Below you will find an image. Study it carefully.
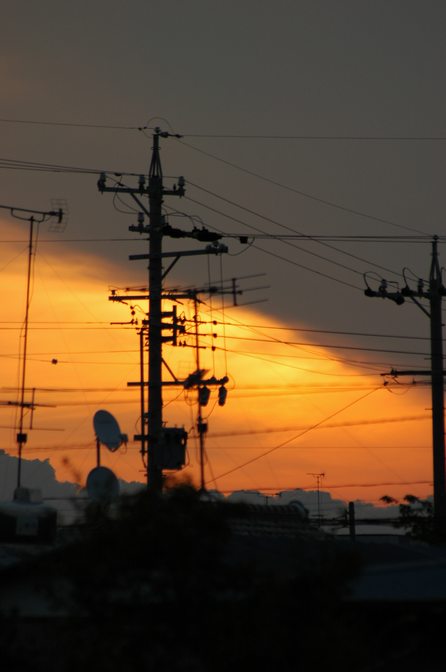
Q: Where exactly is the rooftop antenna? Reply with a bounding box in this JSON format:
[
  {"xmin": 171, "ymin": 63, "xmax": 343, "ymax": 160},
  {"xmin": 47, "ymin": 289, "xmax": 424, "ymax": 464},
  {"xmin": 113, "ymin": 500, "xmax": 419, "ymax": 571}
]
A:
[
  {"xmin": 308, "ymin": 472, "xmax": 325, "ymax": 526},
  {"xmin": 0, "ymin": 203, "xmax": 64, "ymax": 493}
]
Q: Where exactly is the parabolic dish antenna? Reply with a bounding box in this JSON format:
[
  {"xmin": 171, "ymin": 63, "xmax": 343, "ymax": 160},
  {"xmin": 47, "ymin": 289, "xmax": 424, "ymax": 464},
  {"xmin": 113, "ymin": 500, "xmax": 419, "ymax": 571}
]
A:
[
  {"xmin": 93, "ymin": 409, "xmax": 127, "ymax": 452},
  {"xmin": 86, "ymin": 466, "xmax": 119, "ymax": 502}
]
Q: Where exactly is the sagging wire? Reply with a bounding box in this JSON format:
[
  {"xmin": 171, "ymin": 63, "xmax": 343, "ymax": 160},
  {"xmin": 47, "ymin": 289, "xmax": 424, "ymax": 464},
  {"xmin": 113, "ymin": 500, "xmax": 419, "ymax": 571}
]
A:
[{"xmin": 208, "ymin": 386, "xmax": 383, "ymax": 485}]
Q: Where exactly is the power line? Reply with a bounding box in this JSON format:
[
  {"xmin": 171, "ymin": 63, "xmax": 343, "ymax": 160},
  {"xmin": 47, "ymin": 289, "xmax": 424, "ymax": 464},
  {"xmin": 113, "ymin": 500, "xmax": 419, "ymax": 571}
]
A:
[
  {"xmin": 179, "ymin": 139, "xmax": 425, "ymax": 235},
  {"xmin": 209, "ymin": 387, "xmax": 382, "ymax": 483},
  {"xmin": 221, "ymin": 333, "xmax": 429, "ymax": 357},
  {"xmin": 1, "ymin": 118, "xmax": 444, "ymax": 140},
  {"xmin": 208, "ymin": 413, "xmax": 430, "ymax": 438},
  {"xmin": 198, "ymin": 306, "xmax": 427, "ymax": 373},
  {"xmin": 206, "ymin": 445, "xmax": 428, "ymax": 450},
  {"xmin": 0, "ymin": 157, "xmax": 149, "ymax": 178},
  {"xmin": 222, "ymin": 347, "xmax": 427, "ymax": 375},
  {"xmin": 208, "ymin": 319, "xmax": 431, "ymax": 342},
  {"xmin": 186, "ymin": 196, "xmax": 361, "ymax": 290},
  {"xmin": 214, "ymin": 480, "xmax": 433, "ymax": 493},
  {"xmin": 187, "ymin": 181, "xmax": 402, "ymax": 277},
  {"xmin": 0, "ymin": 117, "xmax": 146, "ymax": 131},
  {"xmin": 182, "ymin": 133, "xmax": 446, "ymax": 141}
]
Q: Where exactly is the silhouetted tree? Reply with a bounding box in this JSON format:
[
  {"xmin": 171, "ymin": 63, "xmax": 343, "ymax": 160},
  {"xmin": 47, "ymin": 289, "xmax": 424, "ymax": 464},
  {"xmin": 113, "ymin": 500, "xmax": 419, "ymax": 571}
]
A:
[
  {"xmin": 381, "ymin": 493, "xmax": 441, "ymax": 543},
  {"xmin": 1, "ymin": 485, "xmax": 364, "ymax": 672}
]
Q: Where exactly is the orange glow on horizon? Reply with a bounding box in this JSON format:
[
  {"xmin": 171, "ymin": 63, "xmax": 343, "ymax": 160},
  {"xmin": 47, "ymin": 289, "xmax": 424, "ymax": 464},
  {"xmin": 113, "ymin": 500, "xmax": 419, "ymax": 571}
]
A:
[{"xmin": 0, "ymin": 220, "xmax": 435, "ymax": 506}]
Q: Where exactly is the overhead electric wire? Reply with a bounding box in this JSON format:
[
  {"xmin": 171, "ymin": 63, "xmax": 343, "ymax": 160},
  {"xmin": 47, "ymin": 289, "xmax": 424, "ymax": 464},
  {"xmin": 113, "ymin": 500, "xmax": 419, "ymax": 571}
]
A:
[
  {"xmin": 0, "ymin": 117, "xmax": 146, "ymax": 131},
  {"xmin": 228, "ymin": 234, "xmax": 444, "ymax": 242},
  {"xmin": 222, "ymin": 333, "xmax": 428, "ymax": 357},
  {"xmin": 221, "ymin": 346, "xmax": 428, "ymax": 376},
  {"xmin": 201, "ymin": 304, "xmax": 421, "ymax": 375},
  {"xmin": 179, "ymin": 139, "xmax": 425, "ymax": 235},
  {"xmin": 209, "ymin": 387, "xmax": 383, "ymax": 484},
  {"xmin": 186, "ymin": 195, "xmax": 361, "ymax": 290},
  {"xmin": 0, "ymin": 238, "xmax": 140, "ymax": 244},
  {"xmin": 222, "ymin": 346, "xmax": 405, "ymax": 377},
  {"xmin": 0, "ymin": 156, "xmax": 146, "ymax": 178},
  {"xmin": 214, "ymin": 480, "xmax": 433, "ymax": 494},
  {"xmin": 210, "ymin": 383, "xmax": 428, "ymax": 399},
  {"xmin": 0, "ymin": 326, "xmax": 135, "ymax": 331},
  {"xmin": 187, "ymin": 181, "xmax": 402, "ymax": 279},
  {"xmin": 1, "ymin": 117, "xmax": 444, "ymax": 140},
  {"xmin": 0, "ymin": 157, "xmax": 101, "ymax": 175},
  {"xmin": 207, "ymin": 319, "xmax": 430, "ymax": 342},
  {"xmin": 182, "ymin": 132, "xmax": 446, "ymax": 141},
  {"xmin": 208, "ymin": 444, "xmax": 427, "ymax": 450},
  {"xmin": 208, "ymin": 413, "xmax": 431, "ymax": 438}
]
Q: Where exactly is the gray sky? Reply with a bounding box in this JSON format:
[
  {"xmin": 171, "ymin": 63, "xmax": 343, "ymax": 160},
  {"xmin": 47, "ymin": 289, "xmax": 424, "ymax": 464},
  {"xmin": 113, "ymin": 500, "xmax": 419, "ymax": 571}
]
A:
[{"xmin": 2, "ymin": 0, "xmax": 446, "ymax": 372}]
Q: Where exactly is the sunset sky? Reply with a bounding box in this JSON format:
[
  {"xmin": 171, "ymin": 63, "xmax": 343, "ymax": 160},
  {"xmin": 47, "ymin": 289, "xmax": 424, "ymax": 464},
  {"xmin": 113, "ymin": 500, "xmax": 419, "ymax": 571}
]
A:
[{"xmin": 1, "ymin": 1, "xmax": 445, "ymax": 507}]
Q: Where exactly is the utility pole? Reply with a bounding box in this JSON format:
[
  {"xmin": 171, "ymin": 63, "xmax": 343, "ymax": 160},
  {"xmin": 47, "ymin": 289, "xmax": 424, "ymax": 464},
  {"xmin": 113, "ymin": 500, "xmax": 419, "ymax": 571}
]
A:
[
  {"xmin": 99, "ymin": 128, "xmax": 235, "ymax": 493},
  {"xmin": 193, "ymin": 295, "xmax": 207, "ymax": 492},
  {"xmin": 146, "ymin": 130, "xmax": 166, "ymax": 492},
  {"xmin": 98, "ymin": 128, "xmax": 185, "ymax": 491},
  {"xmin": 101, "ymin": 132, "xmax": 265, "ymax": 493},
  {"xmin": 364, "ymin": 236, "xmax": 446, "ymax": 531}
]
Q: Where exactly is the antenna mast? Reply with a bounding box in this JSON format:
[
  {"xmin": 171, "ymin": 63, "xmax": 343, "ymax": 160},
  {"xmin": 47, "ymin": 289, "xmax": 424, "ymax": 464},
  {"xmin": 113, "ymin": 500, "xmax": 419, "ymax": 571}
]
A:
[
  {"xmin": 0, "ymin": 204, "xmax": 64, "ymax": 490},
  {"xmin": 16, "ymin": 215, "xmax": 35, "ymax": 489}
]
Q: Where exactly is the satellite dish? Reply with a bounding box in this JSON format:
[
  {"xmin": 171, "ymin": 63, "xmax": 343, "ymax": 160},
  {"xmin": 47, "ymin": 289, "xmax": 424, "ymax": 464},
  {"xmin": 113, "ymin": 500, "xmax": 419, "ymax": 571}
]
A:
[
  {"xmin": 93, "ymin": 409, "xmax": 127, "ymax": 452},
  {"xmin": 86, "ymin": 466, "xmax": 119, "ymax": 502}
]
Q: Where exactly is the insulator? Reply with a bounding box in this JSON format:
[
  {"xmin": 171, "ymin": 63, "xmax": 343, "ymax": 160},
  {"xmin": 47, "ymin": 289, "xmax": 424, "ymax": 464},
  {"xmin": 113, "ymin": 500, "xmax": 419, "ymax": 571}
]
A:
[
  {"xmin": 218, "ymin": 385, "xmax": 227, "ymax": 407},
  {"xmin": 199, "ymin": 386, "xmax": 211, "ymax": 407},
  {"xmin": 97, "ymin": 172, "xmax": 106, "ymax": 192}
]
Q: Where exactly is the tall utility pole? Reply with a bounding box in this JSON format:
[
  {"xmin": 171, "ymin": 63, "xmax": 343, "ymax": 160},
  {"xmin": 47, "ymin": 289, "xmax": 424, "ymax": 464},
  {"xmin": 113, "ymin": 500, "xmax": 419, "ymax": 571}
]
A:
[
  {"xmin": 98, "ymin": 128, "xmax": 185, "ymax": 491},
  {"xmin": 365, "ymin": 236, "xmax": 446, "ymax": 531}
]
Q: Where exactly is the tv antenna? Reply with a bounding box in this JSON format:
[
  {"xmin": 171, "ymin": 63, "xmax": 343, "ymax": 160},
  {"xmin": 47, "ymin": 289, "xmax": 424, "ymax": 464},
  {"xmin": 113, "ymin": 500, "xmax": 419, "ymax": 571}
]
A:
[{"xmin": 308, "ymin": 472, "xmax": 325, "ymax": 526}]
